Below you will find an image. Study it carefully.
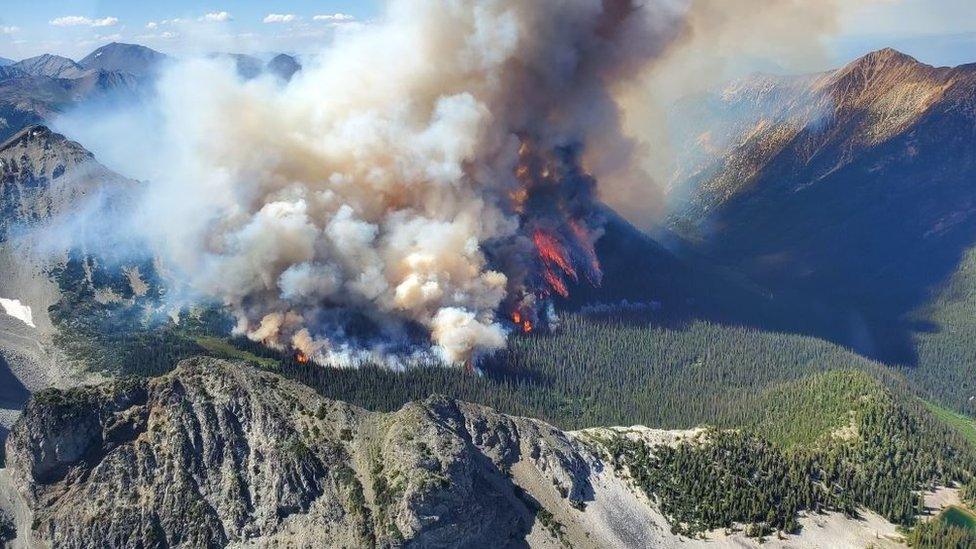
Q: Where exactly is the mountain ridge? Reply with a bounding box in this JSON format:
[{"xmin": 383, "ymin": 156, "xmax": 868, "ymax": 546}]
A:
[
  {"xmin": 10, "ymin": 54, "xmax": 86, "ymax": 80},
  {"xmin": 2, "ymin": 357, "xmax": 949, "ymax": 548},
  {"xmin": 78, "ymin": 42, "xmax": 167, "ymax": 78}
]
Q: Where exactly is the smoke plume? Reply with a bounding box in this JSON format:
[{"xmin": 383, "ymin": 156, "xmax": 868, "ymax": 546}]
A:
[
  {"xmin": 69, "ymin": 0, "xmax": 683, "ymax": 366},
  {"xmin": 53, "ymin": 0, "xmax": 863, "ymax": 367}
]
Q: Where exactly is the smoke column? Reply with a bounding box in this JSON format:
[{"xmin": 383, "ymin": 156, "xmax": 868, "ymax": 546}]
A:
[{"xmin": 93, "ymin": 0, "xmax": 688, "ymax": 367}]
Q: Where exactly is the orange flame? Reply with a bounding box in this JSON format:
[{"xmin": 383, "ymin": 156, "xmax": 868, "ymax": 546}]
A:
[
  {"xmin": 532, "ymin": 229, "xmax": 580, "ymax": 297},
  {"xmin": 511, "ymin": 310, "xmax": 534, "ymax": 333},
  {"xmin": 295, "ymin": 351, "xmax": 310, "ymax": 364},
  {"xmin": 533, "ymin": 230, "xmax": 578, "ymax": 281}
]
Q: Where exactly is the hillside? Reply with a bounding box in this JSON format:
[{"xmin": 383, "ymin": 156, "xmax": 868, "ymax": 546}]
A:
[
  {"xmin": 1, "ymin": 358, "xmax": 970, "ymax": 547},
  {"xmin": 668, "ymin": 49, "xmax": 976, "ymax": 392},
  {"xmin": 0, "ymin": 126, "xmax": 137, "ymax": 442}
]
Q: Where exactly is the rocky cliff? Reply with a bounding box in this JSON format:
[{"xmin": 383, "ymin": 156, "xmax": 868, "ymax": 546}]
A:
[
  {"xmin": 0, "ymin": 358, "xmax": 914, "ymax": 549},
  {"xmin": 0, "ymin": 358, "xmax": 672, "ymax": 548}
]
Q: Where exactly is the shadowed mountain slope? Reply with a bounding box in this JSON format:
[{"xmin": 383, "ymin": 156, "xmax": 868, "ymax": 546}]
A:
[{"xmin": 669, "ymin": 49, "xmax": 976, "ymax": 367}]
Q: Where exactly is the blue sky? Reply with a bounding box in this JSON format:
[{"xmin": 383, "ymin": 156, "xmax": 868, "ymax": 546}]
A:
[
  {"xmin": 0, "ymin": 0, "xmax": 974, "ymax": 68},
  {"xmin": 0, "ymin": 0, "xmax": 381, "ymax": 60}
]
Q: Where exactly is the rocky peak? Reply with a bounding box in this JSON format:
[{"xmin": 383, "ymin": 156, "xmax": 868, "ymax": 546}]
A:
[
  {"xmin": 80, "ymin": 43, "xmax": 167, "ymax": 78},
  {"xmin": 10, "ymin": 54, "xmax": 86, "ymax": 79},
  {"xmin": 0, "ymin": 125, "xmax": 129, "ymax": 238},
  {"xmin": 0, "ymin": 126, "xmax": 94, "ymax": 182},
  {"xmin": 821, "ymin": 48, "xmax": 949, "ymax": 114}
]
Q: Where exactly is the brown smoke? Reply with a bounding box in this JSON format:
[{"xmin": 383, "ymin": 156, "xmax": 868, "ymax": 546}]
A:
[{"xmin": 109, "ymin": 0, "xmax": 859, "ymax": 367}]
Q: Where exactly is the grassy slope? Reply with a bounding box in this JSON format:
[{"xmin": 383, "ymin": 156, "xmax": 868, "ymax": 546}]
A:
[
  {"xmin": 723, "ymin": 370, "xmax": 879, "ymax": 448},
  {"xmin": 920, "ymin": 399, "xmax": 976, "ymax": 447},
  {"xmin": 194, "ymin": 336, "xmax": 278, "ymax": 369}
]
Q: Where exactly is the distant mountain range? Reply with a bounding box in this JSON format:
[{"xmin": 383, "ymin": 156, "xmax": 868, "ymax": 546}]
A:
[{"xmin": 0, "ymin": 43, "xmax": 302, "ymax": 143}]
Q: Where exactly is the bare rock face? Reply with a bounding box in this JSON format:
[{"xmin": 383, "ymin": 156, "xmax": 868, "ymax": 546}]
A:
[
  {"xmin": 2, "ymin": 358, "xmax": 612, "ymax": 548},
  {"xmin": 0, "ymin": 125, "xmax": 131, "ymax": 240}
]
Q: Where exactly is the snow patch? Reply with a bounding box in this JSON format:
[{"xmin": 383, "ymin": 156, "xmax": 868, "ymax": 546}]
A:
[{"xmin": 0, "ymin": 298, "xmax": 36, "ymax": 328}]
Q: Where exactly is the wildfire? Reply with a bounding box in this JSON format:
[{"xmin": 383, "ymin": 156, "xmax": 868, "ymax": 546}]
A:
[
  {"xmin": 504, "ymin": 137, "xmax": 605, "ymax": 334},
  {"xmin": 533, "ymin": 229, "xmax": 579, "ymax": 298},
  {"xmin": 295, "ymin": 351, "xmax": 310, "ymax": 364},
  {"xmin": 568, "ymin": 219, "xmax": 602, "ymax": 286},
  {"xmin": 511, "ymin": 310, "xmax": 534, "ymax": 333}
]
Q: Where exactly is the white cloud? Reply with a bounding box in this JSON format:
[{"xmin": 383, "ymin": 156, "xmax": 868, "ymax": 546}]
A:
[
  {"xmin": 200, "ymin": 11, "xmax": 232, "ymax": 23},
  {"xmin": 0, "ymin": 25, "xmax": 19, "ymax": 35},
  {"xmin": 263, "ymin": 14, "xmax": 298, "ymax": 24},
  {"xmin": 146, "ymin": 21, "xmax": 158, "ymax": 30},
  {"xmin": 92, "ymin": 17, "xmax": 119, "ymax": 27},
  {"xmin": 313, "ymin": 13, "xmax": 356, "ymax": 22},
  {"xmin": 50, "ymin": 16, "xmax": 93, "ymax": 27},
  {"xmin": 49, "ymin": 15, "xmax": 119, "ymax": 28}
]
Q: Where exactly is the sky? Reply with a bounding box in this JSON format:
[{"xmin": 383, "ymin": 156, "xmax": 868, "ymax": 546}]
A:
[
  {"xmin": 0, "ymin": 0, "xmax": 381, "ymax": 60},
  {"xmin": 0, "ymin": 0, "xmax": 974, "ymax": 67}
]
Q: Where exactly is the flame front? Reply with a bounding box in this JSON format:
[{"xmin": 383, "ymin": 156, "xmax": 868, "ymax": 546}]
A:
[
  {"xmin": 295, "ymin": 351, "xmax": 310, "ymax": 364},
  {"xmin": 504, "ymin": 138, "xmax": 604, "ymax": 326}
]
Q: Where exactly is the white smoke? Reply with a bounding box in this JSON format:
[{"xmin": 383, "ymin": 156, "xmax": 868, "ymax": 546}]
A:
[{"xmin": 85, "ymin": 0, "xmax": 685, "ymax": 366}]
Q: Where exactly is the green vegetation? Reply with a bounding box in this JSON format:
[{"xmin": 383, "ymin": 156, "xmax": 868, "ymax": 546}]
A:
[
  {"xmin": 193, "ymin": 336, "xmax": 278, "ymax": 369},
  {"xmin": 908, "ymin": 506, "xmax": 976, "ymax": 548},
  {"xmin": 920, "ymin": 399, "xmax": 976, "ymax": 446},
  {"xmin": 963, "ymin": 480, "xmax": 976, "ymax": 506},
  {"xmin": 273, "ymin": 315, "xmax": 908, "ymax": 432},
  {"xmin": 909, "ymin": 246, "xmax": 976, "ymax": 419},
  {"xmin": 724, "ymin": 370, "xmax": 880, "ymax": 448},
  {"xmin": 603, "ymin": 371, "xmax": 976, "ymax": 537},
  {"xmin": 607, "ymin": 430, "xmax": 822, "ymax": 537},
  {"xmin": 47, "ymin": 252, "xmax": 225, "ymax": 378},
  {"xmin": 46, "ymin": 248, "xmax": 976, "ymax": 542},
  {"xmin": 907, "ymin": 517, "xmax": 976, "ymax": 548}
]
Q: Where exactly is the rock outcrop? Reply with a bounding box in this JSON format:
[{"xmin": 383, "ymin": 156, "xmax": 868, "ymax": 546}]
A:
[
  {"xmin": 0, "ymin": 358, "xmax": 915, "ymax": 548},
  {"xmin": 1, "ymin": 358, "xmax": 669, "ymax": 548}
]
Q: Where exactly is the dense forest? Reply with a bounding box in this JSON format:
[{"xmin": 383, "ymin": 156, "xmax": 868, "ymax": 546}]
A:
[
  {"xmin": 597, "ymin": 370, "xmax": 976, "ymax": 537},
  {"xmin": 909, "ymin": 247, "xmax": 976, "ymax": 417},
  {"xmin": 45, "ymin": 249, "xmax": 976, "ymax": 543}
]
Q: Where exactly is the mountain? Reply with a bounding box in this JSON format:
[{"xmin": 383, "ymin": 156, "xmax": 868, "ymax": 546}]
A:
[
  {"xmin": 0, "ymin": 126, "xmax": 136, "ymax": 446},
  {"xmin": 9, "ymin": 54, "xmax": 86, "ymax": 79},
  {"xmin": 0, "ymin": 46, "xmax": 975, "ymax": 548},
  {"xmin": 0, "ymin": 58, "xmax": 13, "ymax": 67},
  {"xmin": 267, "ymin": 53, "xmax": 302, "ymax": 81},
  {"xmin": 0, "ymin": 45, "xmax": 156, "ymax": 143},
  {"xmin": 210, "ymin": 52, "xmax": 265, "ymax": 80},
  {"xmin": 79, "ymin": 43, "xmax": 166, "ymax": 79},
  {"xmin": 0, "ymin": 126, "xmax": 129, "ymax": 239},
  {"xmin": 2, "ymin": 358, "xmax": 964, "ymax": 548},
  {"xmin": 668, "ymin": 49, "xmax": 976, "ymax": 368},
  {"xmin": 0, "ymin": 71, "xmax": 141, "ymax": 144}
]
